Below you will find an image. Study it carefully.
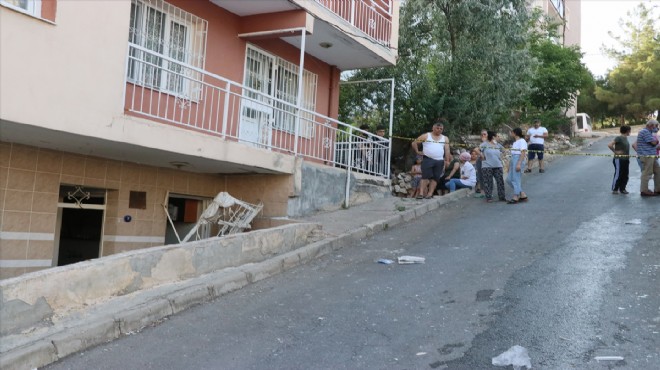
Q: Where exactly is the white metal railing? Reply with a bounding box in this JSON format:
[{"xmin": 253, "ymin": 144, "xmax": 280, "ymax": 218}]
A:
[
  {"xmin": 124, "ymin": 44, "xmax": 390, "ymax": 178},
  {"xmin": 313, "ymin": 0, "xmax": 392, "ymax": 47}
]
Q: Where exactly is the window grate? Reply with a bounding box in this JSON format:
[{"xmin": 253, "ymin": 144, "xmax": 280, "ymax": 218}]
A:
[{"xmin": 127, "ymin": 0, "xmax": 207, "ymax": 98}]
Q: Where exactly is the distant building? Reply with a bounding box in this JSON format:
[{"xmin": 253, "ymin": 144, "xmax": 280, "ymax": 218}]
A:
[
  {"xmin": 531, "ymin": 0, "xmax": 582, "ymax": 125},
  {"xmin": 0, "ymin": 0, "xmax": 400, "ymax": 278}
]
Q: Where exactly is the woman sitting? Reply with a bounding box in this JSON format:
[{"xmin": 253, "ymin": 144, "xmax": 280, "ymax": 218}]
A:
[{"xmin": 444, "ymin": 152, "xmax": 476, "ymax": 192}]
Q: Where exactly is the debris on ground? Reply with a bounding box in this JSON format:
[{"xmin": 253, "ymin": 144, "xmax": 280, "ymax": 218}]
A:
[
  {"xmin": 594, "ymin": 356, "xmax": 624, "ymax": 362},
  {"xmin": 492, "ymin": 345, "xmax": 532, "ymax": 369},
  {"xmin": 397, "ymin": 256, "xmax": 425, "ymax": 264},
  {"xmin": 377, "ymin": 259, "xmax": 394, "ymax": 265},
  {"xmin": 625, "ymin": 219, "xmax": 642, "ymax": 225}
]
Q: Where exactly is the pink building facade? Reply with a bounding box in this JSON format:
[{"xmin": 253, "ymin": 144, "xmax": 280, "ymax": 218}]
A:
[{"xmin": 0, "ymin": 0, "xmax": 400, "ymax": 278}]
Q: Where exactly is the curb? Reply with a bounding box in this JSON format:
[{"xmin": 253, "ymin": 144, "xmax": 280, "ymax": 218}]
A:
[{"xmin": 0, "ymin": 189, "xmax": 469, "ymax": 370}]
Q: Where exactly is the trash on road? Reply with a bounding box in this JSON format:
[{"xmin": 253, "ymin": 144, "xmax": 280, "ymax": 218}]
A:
[
  {"xmin": 625, "ymin": 219, "xmax": 642, "ymax": 225},
  {"xmin": 594, "ymin": 356, "xmax": 624, "ymax": 362},
  {"xmin": 492, "ymin": 345, "xmax": 532, "ymax": 369},
  {"xmin": 397, "ymin": 256, "xmax": 425, "ymax": 264},
  {"xmin": 377, "ymin": 259, "xmax": 394, "ymax": 265}
]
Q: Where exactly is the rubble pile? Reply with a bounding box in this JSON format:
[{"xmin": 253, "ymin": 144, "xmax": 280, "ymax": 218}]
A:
[
  {"xmin": 392, "ymin": 172, "xmax": 413, "ymax": 196},
  {"xmin": 547, "ymin": 134, "xmax": 576, "ymax": 150}
]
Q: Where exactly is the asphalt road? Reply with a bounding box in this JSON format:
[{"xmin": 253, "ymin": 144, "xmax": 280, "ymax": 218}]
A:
[{"xmin": 46, "ymin": 137, "xmax": 660, "ymax": 370}]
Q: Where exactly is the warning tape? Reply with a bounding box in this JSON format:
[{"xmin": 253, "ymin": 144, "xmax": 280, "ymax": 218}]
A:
[{"xmin": 389, "ymin": 135, "xmax": 660, "ymax": 159}]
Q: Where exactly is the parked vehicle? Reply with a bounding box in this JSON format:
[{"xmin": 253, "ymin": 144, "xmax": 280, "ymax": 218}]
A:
[{"xmin": 574, "ymin": 113, "xmax": 593, "ymax": 137}]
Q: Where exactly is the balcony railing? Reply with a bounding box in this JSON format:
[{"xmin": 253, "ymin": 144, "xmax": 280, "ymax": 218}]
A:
[
  {"xmin": 313, "ymin": 0, "xmax": 392, "ymax": 47},
  {"xmin": 124, "ymin": 44, "xmax": 390, "ymax": 178}
]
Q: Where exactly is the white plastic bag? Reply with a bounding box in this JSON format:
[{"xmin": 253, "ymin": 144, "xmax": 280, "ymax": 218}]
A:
[{"xmin": 492, "ymin": 345, "xmax": 532, "ymax": 369}]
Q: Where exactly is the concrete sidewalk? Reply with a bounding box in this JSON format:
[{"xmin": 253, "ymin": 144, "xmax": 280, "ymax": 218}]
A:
[
  {"xmin": 0, "ymin": 190, "xmax": 470, "ymax": 370},
  {"xmin": 296, "ymin": 191, "xmax": 467, "ymax": 236}
]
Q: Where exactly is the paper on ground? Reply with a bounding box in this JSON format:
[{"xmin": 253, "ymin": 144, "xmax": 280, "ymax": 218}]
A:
[
  {"xmin": 397, "ymin": 256, "xmax": 425, "ymax": 264},
  {"xmin": 595, "ymin": 356, "xmax": 624, "ymax": 361}
]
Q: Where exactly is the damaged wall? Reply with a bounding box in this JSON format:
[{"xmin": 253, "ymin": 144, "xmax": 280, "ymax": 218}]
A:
[{"xmin": 0, "ymin": 222, "xmax": 319, "ymax": 337}]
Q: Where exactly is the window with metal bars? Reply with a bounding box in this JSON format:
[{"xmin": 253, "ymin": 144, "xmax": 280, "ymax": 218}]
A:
[
  {"xmin": 273, "ymin": 59, "xmax": 318, "ymax": 137},
  {"xmin": 243, "ymin": 46, "xmax": 318, "ymax": 138},
  {"xmin": 127, "ymin": 0, "xmax": 207, "ymax": 98}
]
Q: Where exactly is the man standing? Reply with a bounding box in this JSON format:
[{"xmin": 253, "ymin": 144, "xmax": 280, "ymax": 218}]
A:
[
  {"xmin": 412, "ymin": 119, "xmax": 451, "ymax": 199},
  {"xmin": 607, "ymin": 125, "xmax": 631, "ymax": 194},
  {"xmin": 636, "ymin": 119, "xmax": 660, "ymax": 196},
  {"xmin": 525, "ymin": 119, "xmax": 549, "ymax": 173}
]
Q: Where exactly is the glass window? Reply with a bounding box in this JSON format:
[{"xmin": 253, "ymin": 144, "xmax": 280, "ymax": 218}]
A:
[
  {"xmin": 127, "ymin": 0, "xmax": 207, "ymax": 98},
  {"xmin": 1, "ymin": 0, "xmax": 40, "ymax": 17}
]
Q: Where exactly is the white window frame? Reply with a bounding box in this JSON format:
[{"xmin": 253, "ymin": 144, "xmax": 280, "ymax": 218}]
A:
[
  {"xmin": 0, "ymin": 0, "xmax": 41, "ymax": 17},
  {"xmin": 244, "ymin": 46, "xmax": 318, "ymax": 138},
  {"xmin": 273, "ymin": 59, "xmax": 317, "ymax": 138},
  {"xmin": 127, "ymin": 0, "xmax": 206, "ymax": 99}
]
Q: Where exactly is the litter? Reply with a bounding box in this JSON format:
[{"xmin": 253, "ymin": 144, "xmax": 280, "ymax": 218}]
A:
[
  {"xmin": 594, "ymin": 356, "xmax": 624, "ymax": 361},
  {"xmin": 378, "ymin": 259, "xmax": 394, "ymax": 265},
  {"xmin": 397, "ymin": 256, "xmax": 425, "ymax": 264},
  {"xmin": 625, "ymin": 219, "xmax": 642, "ymax": 225},
  {"xmin": 492, "ymin": 345, "xmax": 532, "ymax": 369}
]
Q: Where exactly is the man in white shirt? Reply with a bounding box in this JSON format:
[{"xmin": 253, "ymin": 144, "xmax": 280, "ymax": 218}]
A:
[
  {"xmin": 525, "ymin": 119, "xmax": 548, "ymax": 173},
  {"xmin": 412, "ymin": 120, "xmax": 452, "ymax": 198}
]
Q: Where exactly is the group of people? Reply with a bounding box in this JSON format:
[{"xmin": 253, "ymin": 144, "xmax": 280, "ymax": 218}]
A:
[
  {"xmin": 408, "ymin": 118, "xmax": 543, "ymax": 204},
  {"xmin": 608, "ymin": 119, "xmax": 660, "ymax": 196}
]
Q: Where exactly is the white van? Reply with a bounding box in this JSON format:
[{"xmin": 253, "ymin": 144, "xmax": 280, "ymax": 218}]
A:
[{"xmin": 574, "ymin": 113, "xmax": 593, "ymax": 137}]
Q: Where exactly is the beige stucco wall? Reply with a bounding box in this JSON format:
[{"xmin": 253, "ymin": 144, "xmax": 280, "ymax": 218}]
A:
[{"xmin": 0, "ymin": 0, "xmax": 130, "ymax": 131}]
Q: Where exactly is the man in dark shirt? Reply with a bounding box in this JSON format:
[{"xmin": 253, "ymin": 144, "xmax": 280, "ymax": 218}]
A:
[{"xmin": 607, "ymin": 125, "xmax": 631, "ymax": 194}]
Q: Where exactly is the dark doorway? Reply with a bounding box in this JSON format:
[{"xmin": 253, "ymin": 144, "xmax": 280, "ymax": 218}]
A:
[
  {"xmin": 57, "ymin": 208, "xmax": 103, "ymax": 266},
  {"xmin": 56, "ymin": 185, "xmax": 105, "ymax": 266}
]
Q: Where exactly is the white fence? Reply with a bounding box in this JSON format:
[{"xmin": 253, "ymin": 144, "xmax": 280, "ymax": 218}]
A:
[{"xmin": 125, "ymin": 44, "xmax": 390, "ymax": 178}]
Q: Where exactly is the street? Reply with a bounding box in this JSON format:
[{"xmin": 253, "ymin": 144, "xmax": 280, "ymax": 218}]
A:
[{"xmin": 46, "ymin": 137, "xmax": 659, "ymax": 370}]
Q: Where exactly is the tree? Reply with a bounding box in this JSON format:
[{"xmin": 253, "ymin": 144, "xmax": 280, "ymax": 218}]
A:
[
  {"xmin": 577, "ymin": 76, "xmax": 612, "ymax": 127},
  {"xmin": 338, "ymin": 1, "xmax": 440, "ymax": 136},
  {"xmin": 595, "ymin": 4, "xmax": 660, "ymax": 123},
  {"xmin": 340, "ymin": 0, "xmax": 537, "ymax": 139},
  {"xmin": 427, "ymin": 0, "xmax": 536, "ymax": 135}
]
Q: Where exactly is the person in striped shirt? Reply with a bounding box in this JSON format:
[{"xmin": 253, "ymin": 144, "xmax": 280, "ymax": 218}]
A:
[{"xmin": 636, "ymin": 119, "xmax": 660, "ymax": 196}]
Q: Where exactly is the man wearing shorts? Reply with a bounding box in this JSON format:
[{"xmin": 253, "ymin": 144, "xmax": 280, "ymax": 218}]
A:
[
  {"xmin": 525, "ymin": 119, "xmax": 548, "ymax": 173},
  {"xmin": 412, "ymin": 120, "xmax": 451, "ymax": 198}
]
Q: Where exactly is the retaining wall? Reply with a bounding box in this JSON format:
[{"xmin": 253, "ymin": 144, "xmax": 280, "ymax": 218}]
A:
[{"xmin": 0, "ymin": 223, "xmax": 319, "ymax": 337}]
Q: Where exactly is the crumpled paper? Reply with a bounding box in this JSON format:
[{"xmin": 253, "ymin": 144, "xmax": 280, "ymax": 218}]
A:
[{"xmin": 492, "ymin": 345, "xmax": 532, "ymax": 369}]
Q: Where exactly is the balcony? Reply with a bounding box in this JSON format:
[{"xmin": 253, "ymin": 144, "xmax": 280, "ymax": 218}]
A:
[
  {"xmin": 312, "ymin": 0, "xmax": 393, "ymax": 47},
  {"xmin": 213, "ymin": 0, "xmax": 397, "ymax": 69},
  {"xmin": 124, "ymin": 44, "xmax": 391, "ymax": 178}
]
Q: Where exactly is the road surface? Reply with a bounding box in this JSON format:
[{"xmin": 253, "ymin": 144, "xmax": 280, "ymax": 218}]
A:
[{"xmin": 46, "ymin": 136, "xmax": 660, "ymax": 369}]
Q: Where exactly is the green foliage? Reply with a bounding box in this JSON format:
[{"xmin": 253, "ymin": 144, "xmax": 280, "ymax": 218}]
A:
[
  {"xmin": 427, "ymin": 0, "xmax": 536, "ymax": 136},
  {"xmin": 594, "ymin": 4, "xmax": 660, "ymax": 123},
  {"xmin": 576, "ymin": 75, "xmax": 609, "ymax": 123},
  {"xmin": 527, "ymin": 41, "xmax": 591, "ymax": 112},
  {"xmin": 338, "ymin": 0, "xmax": 596, "ymax": 142}
]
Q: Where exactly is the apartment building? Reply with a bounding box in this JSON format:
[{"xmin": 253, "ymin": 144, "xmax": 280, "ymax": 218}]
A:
[
  {"xmin": 0, "ymin": 0, "xmax": 400, "ymax": 279},
  {"xmin": 531, "ymin": 0, "xmax": 582, "ymax": 120}
]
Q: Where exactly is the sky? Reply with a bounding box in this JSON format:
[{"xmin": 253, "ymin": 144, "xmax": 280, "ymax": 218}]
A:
[{"xmin": 580, "ymin": 0, "xmax": 660, "ymax": 77}]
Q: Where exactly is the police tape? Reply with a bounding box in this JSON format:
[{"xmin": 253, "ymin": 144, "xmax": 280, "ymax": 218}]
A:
[{"xmin": 389, "ymin": 135, "xmax": 660, "ymax": 159}]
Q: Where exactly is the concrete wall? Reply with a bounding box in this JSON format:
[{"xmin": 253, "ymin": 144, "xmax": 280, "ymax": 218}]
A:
[
  {"xmin": 0, "ymin": 222, "xmax": 319, "ymax": 337},
  {"xmin": 287, "ymin": 161, "xmax": 391, "ymax": 218}
]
